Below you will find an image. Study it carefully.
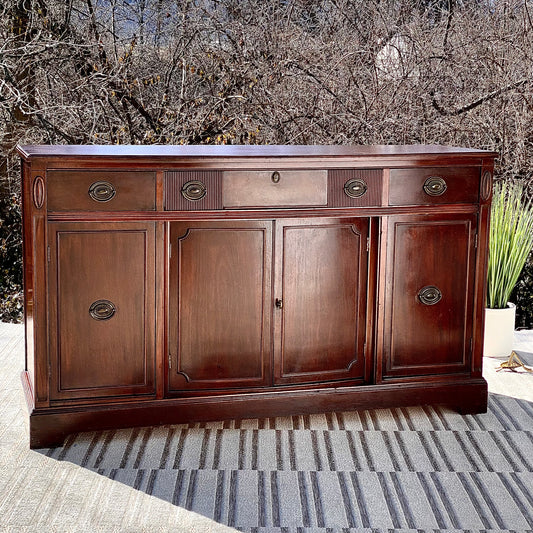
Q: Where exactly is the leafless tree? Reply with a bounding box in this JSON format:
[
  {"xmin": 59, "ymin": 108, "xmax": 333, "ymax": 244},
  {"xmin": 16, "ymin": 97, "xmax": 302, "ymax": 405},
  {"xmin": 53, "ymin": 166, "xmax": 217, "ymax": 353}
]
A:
[{"xmin": 2, "ymin": 0, "xmax": 533, "ymax": 321}]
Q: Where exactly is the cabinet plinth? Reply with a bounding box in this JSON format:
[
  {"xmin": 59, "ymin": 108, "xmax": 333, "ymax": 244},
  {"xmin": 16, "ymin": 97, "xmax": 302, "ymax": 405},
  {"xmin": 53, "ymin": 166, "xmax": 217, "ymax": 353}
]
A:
[{"xmin": 18, "ymin": 144, "xmax": 496, "ymax": 448}]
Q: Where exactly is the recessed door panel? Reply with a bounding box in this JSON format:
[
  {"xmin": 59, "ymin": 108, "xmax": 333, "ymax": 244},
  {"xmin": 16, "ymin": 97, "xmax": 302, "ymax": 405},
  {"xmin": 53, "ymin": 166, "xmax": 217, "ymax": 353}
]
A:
[
  {"xmin": 48, "ymin": 222, "xmax": 156, "ymax": 400},
  {"xmin": 168, "ymin": 221, "xmax": 272, "ymax": 391},
  {"xmin": 382, "ymin": 214, "xmax": 477, "ymax": 378},
  {"xmin": 274, "ymin": 218, "xmax": 368, "ymax": 385}
]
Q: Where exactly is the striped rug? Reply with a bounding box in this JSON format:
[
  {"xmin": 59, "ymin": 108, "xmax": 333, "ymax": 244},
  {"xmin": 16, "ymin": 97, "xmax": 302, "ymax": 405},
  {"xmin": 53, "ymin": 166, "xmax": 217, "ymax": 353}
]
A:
[
  {"xmin": 41, "ymin": 396, "xmax": 533, "ymax": 532},
  {"xmin": 3, "ymin": 322, "xmax": 533, "ymax": 532}
]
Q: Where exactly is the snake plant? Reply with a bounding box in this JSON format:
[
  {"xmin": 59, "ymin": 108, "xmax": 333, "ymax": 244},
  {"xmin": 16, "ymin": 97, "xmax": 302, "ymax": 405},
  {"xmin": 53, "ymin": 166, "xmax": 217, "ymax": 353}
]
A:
[{"xmin": 487, "ymin": 180, "xmax": 533, "ymax": 309}]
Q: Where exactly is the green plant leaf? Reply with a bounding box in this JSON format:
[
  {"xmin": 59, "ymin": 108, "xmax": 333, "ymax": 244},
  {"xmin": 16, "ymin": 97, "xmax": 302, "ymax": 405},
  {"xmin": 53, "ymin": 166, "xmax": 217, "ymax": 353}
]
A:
[{"xmin": 487, "ymin": 181, "xmax": 533, "ymax": 309}]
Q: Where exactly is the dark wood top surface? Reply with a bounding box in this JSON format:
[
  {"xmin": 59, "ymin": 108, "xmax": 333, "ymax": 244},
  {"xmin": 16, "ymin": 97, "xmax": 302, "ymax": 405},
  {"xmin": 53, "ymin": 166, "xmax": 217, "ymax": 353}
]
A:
[{"xmin": 17, "ymin": 144, "xmax": 498, "ymax": 160}]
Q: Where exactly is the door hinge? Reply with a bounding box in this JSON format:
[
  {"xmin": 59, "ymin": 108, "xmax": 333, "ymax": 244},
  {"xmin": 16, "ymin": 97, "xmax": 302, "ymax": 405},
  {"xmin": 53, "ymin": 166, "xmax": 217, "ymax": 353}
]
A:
[
  {"xmin": 168, "ymin": 353, "xmax": 172, "ymax": 370},
  {"xmin": 47, "ymin": 245, "xmax": 51, "ymax": 262},
  {"xmin": 366, "ymin": 237, "xmax": 370, "ymax": 252},
  {"xmin": 474, "ymin": 233, "xmax": 478, "ymax": 249}
]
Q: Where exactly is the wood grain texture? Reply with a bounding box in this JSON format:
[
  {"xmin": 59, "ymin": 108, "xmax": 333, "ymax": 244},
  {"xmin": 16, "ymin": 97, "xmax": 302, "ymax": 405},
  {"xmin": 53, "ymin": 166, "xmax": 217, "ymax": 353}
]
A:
[
  {"xmin": 274, "ymin": 218, "xmax": 368, "ymax": 385},
  {"xmin": 223, "ymin": 170, "xmax": 327, "ymax": 208},
  {"xmin": 382, "ymin": 214, "xmax": 477, "ymax": 378},
  {"xmin": 389, "ymin": 167, "xmax": 480, "ymax": 205},
  {"xmin": 168, "ymin": 220, "xmax": 272, "ymax": 391},
  {"xmin": 18, "ymin": 144, "xmax": 496, "ymax": 448},
  {"xmin": 327, "ymin": 169, "xmax": 383, "ymax": 207},
  {"xmin": 47, "ymin": 170, "xmax": 155, "ymax": 211},
  {"xmin": 26, "ymin": 378, "xmax": 488, "ymax": 448},
  {"xmin": 164, "ymin": 170, "xmax": 222, "ymax": 210},
  {"xmin": 48, "ymin": 222, "xmax": 156, "ymax": 400}
]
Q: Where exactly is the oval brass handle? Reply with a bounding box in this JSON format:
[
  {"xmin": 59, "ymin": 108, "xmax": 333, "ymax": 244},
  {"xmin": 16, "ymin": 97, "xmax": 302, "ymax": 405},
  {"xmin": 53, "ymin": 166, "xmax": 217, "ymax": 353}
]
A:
[
  {"xmin": 418, "ymin": 286, "xmax": 442, "ymax": 305},
  {"xmin": 271, "ymin": 171, "xmax": 281, "ymax": 184},
  {"xmin": 89, "ymin": 299, "xmax": 116, "ymax": 320},
  {"xmin": 88, "ymin": 181, "xmax": 116, "ymax": 202},
  {"xmin": 181, "ymin": 180, "xmax": 207, "ymax": 201},
  {"xmin": 344, "ymin": 178, "xmax": 368, "ymax": 198},
  {"xmin": 423, "ymin": 177, "xmax": 447, "ymax": 196}
]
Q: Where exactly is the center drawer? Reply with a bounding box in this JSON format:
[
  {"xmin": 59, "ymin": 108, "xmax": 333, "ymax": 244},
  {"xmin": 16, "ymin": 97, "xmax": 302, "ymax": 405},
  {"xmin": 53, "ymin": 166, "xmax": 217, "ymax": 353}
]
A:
[{"xmin": 222, "ymin": 170, "xmax": 328, "ymax": 208}]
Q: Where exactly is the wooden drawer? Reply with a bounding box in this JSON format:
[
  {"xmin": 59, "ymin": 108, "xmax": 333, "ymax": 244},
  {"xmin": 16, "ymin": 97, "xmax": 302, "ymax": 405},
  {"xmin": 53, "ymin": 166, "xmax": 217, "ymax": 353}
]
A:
[
  {"xmin": 328, "ymin": 169, "xmax": 383, "ymax": 207},
  {"xmin": 222, "ymin": 170, "xmax": 327, "ymax": 208},
  {"xmin": 47, "ymin": 170, "xmax": 156, "ymax": 211},
  {"xmin": 389, "ymin": 167, "xmax": 480, "ymax": 205}
]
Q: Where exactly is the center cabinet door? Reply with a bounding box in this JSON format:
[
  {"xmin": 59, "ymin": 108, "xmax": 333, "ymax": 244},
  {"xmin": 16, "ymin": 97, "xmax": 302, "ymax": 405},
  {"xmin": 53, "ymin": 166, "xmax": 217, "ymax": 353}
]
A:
[
  {"xmin": 168, "ymin": 220, "xmax": 273, "ymax": 391},
  {"xmin": 273, "ymin": 218, "xmax": 369, "ymax": 385}
]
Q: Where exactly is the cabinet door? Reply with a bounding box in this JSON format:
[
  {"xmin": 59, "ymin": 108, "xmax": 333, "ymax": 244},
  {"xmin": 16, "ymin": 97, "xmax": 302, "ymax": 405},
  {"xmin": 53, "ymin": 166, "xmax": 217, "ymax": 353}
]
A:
[
  {"xmin": 168, "ymin": 221, "xmax": 272, "ymax": 391},
  {"xmin": 48, "ymin": 222, "xmax": 156, "ymax": 401},
  {"xmin": 274, "ymin": 218, "xmax": 369, "ymax": 385},
  {"xmin": 382, "ymin": 214, "xmax": 477, "ymax": 379}
]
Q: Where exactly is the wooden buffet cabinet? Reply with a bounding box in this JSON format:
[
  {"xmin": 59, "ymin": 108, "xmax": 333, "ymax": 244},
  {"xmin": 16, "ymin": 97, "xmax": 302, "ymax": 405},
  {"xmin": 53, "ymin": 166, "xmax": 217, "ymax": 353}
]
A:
[{"xmin": 18, "ymin": 144, "xmax": 497, "ymax": 448}]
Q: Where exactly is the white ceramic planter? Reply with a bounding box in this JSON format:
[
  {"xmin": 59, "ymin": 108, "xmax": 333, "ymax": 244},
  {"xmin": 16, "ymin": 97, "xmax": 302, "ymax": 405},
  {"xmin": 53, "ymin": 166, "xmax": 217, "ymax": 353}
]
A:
[{"xmin": 483, "ymin": 302, "xmax": 516, "ymax": 358}]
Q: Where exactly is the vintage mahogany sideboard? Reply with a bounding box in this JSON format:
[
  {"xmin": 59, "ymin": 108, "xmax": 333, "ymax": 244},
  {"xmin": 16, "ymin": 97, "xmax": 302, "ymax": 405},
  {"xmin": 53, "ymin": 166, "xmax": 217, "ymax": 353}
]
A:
[{"xmin": 18, "ymin": 144, "xmax": 497, "ymax": 448}]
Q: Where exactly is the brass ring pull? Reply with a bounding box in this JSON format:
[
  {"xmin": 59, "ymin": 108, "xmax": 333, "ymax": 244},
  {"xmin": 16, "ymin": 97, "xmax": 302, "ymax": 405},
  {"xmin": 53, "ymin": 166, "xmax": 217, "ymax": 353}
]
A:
[
  {"xmin": 271, "ymin": 171, "xmax": 281, "ymax": 184},
  {"xmin": 89, "ymin": 299, "xmax": 116, "ymax": 320},
  {"xmin": 88, "ymin": 181, "xmax": 116, "ymax": 202},
  {"xmin": 418, "ymin": 286, "xmax": 442, "ymax": 306},
  {"xmin": 423, "ymin": 177, "xmax": 447, "ymax": 196},
  {"xmin": 181, "ymin": 180, "xmax": 207, "ymax": 201},
  {"xmin": 344, "ymin": 178, "xmax": 368, "ymax": 198}
]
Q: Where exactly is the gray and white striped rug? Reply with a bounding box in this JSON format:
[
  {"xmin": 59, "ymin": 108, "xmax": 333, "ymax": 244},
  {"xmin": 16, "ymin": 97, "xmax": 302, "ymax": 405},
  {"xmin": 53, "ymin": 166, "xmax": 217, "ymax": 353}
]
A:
[
  {"xmin": 3, "ymin": 322, "xmax": 533, "ymax": 532},
  {"xmin": 41, "ymin": 395, "xmax": 533, "ymax": 532}
]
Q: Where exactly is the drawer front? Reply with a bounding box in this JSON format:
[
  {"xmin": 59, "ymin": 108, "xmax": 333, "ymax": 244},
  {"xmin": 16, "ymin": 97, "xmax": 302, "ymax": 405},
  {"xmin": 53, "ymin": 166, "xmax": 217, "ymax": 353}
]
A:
[
  {"xmin": 328, "ymin": 169, "xmax": 383, "ymax": 207},
  {"xmin": 223, "ymin": 170, "xmax": 327, "ymax": 208},
  {"xmin": 47, "ymin": 170, "xmax": 156, "ymax": 211},
  {"xmin": 389, "ymin": 167, "xmax": 480, "ymax": 205},
  {"xmin": 165, "ymin": 170, "xmax": 222, "ymax": 210}
]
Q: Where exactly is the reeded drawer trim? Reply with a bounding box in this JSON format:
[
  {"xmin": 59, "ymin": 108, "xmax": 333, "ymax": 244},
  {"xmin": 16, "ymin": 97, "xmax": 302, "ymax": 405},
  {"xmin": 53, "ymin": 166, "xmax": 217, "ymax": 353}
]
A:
[
  {"xmin": 165, "ymin": 171, "xmax": 222, "ymax": 211},
  {"xmin": 328, "ymin": 169, "xmax": 383, "ymax": 207},
  {"xmin": 223, "ymin": 170, "xmax": 327, "ymax": 208}
]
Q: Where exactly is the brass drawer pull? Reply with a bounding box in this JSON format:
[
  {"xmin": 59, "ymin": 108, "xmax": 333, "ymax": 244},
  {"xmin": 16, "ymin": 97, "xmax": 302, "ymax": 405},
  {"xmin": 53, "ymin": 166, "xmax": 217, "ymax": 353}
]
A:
[
  {"xmin": 181, "ymin": 180, "xmax": 207, "ymax": 201},
  {"xmin": 423, "ymin": 177, "xmax": 447, "ymax": 196},
  {"xmin": 271, "ymin": 171, "xmax": 281, "ymax": 183},
  {"xmin": 89, "ymin": 181, "xmax": 116, "ymax": 202},
  {"xmin": 344, "ymin": 178, "xmax": 368, "ymax": 198},
  {"xmin": 89, "ymin": 299, "xmax": 116, "ymax": 320},
  {"xmin": 418, "ymin": 286, "xmax": 442, "ymax": 305}
]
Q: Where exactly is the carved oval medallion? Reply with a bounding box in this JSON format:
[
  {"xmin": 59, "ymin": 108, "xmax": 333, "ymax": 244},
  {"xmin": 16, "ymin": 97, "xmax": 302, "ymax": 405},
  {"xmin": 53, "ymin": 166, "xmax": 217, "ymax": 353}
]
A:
[
  {"xmin": 33, "ymin": 176, "xmax": 45, "ymax": 209},
  {"xmin": 481, "ymin": 171, "xmax": 493, "ymax": 201}
]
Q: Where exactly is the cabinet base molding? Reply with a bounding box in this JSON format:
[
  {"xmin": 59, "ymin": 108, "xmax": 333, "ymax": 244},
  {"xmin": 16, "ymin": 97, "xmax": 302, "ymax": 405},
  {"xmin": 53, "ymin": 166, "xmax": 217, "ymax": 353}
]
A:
[{"xmin": 23, "ymin": 371, "xmax": 487, "ymax": 449}]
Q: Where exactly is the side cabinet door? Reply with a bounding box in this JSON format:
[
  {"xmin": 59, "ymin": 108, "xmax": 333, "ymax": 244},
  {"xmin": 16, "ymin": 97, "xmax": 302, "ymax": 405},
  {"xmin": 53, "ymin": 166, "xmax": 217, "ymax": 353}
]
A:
[
  {"xmin": 382, "ymin": 214, "xmax": 477, "ymax": 379},
  {"xmin": 48, "ymin": 222, "xmax": 156, "ymax": 401},
  {"xmin": 274, "ymin": 218, "xmax": 369, "ymax": 385},
  {"xmin": 168, "ymin": 220, "xmax": 272, "ymax": 392}
]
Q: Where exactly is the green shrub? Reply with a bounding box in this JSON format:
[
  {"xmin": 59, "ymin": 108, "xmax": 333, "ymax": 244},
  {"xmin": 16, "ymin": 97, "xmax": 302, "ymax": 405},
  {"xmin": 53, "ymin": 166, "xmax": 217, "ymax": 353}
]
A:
[{"xmin": 0, "ymin": 187, "xmax": 23, "ymax": 323}]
